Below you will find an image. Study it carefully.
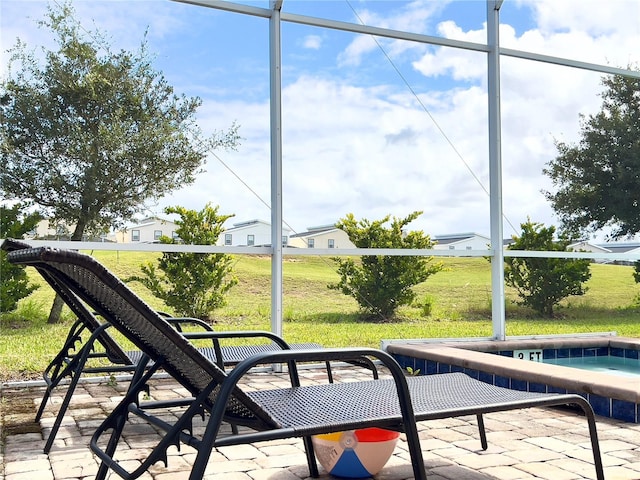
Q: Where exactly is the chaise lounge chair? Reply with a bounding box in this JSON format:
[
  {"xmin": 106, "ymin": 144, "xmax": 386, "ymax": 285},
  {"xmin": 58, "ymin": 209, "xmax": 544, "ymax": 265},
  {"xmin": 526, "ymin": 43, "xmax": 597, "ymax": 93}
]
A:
[
  {"xmin": 6, "ymin": 245, "xmax": 605, "ymax": 480},
  {"xmin": 1, "ymin": 239, "xmax": 337, "ymax": 453}
]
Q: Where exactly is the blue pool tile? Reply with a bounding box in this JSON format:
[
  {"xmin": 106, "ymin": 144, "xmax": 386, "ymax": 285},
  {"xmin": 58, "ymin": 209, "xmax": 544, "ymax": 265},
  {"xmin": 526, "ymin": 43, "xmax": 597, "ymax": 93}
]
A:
[
  {"xmin": 625, "ymin": 349, "xmax": 639, "ymax": 360},
  {"xmin": 528, "ymin": 382, "xmax": 547, "ymax": 393},
  {"xmin": 557, "ymin": 348, "xmax": 570, "ymax": 358},
  {"xmin": 413, "ymin": 359, "xmax": 427, "ymax": 375},
  {"xmin": 392, "ymin": 354, "xmax": 411, "ymax": 369},
  {"xmin": 543, "ymin": 349, "xmax": 556, "ymax": 360},
  {"xmin": 589, "ymin": 394, "xmax": 611, "ymax": 418},
  {"xmin": 569, "ymin": 348, "xmax": 583, "ymax": 358},
  {"xmin": 596, "ymin": 347, "xmax": 608, "ymax": 357},
  {"xmin": 498, "ymin": 350, "xmax": 513, "ymax": 357},
  {"xmin": 611, "ymin": 347, "xmax": 624, "ymax": 358},
  {"xmin": 450, "ymin": 365, "xmax": 464, "ymax": 373},
  {"xmin": 548, "ymin": 385, "xmax": 567, "ymax": 394},
  {"xmin": 495, "ymin": 375, "xmax": 510, "ymax": 388},
  {"xmin": 426, "ymin": 360, "xmax": 438, "ymax": 375},
  {"xmin": 464, "ymin": 368, "xmax": 479, "ymax": 379},
  {"xmin": 511, "ymin": 379, "xmax": 527, "ymax": 391},
  {"xmin": 437, "ymin": 363, "xmax": 451, "ymax": 374},
  {"xmin": 583, "ymin": 348, "xmax": 597, "ymax": 357},
  {"xmin": 479, "ymin": 371, "xmax": 494, "ymax": 384},
  {"xmin": 612, "ymin": 399, "xmax": 637, "ymax": 423}
]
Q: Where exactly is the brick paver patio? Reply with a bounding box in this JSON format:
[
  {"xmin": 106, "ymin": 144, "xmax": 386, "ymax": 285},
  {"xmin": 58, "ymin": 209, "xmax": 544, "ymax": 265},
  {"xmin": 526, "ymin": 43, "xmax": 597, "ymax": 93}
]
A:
[{"xmin": 2, "ymin": 365, "xmax": 639, "ymax": 480}]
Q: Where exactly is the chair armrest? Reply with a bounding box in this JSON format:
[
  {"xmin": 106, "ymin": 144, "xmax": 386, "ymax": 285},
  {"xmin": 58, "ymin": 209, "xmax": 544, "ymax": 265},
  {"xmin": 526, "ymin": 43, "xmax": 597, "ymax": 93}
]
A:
[
  {"xmin": 181, "ymin": 330, "xmax": 291, "ymax": 348},
  {"xmin": 233, "ymin": 347, "xmax": 398, "ymax": 379},
  {"xmin": 180, "ymin": 330, "xmax": 292, "ymax": 370},
  {"xmin": 166, "ymin": 317, "xmax": 214, "ymax": 332}
]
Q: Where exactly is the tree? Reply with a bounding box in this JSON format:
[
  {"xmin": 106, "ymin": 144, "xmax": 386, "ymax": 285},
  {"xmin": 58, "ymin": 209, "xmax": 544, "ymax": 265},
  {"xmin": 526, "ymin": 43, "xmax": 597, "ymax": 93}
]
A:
[
  {"xmin": 543, "ymin": 67, "xmax": 640, "ymax": 239},
  {"xmin": 329, "ymin": 211, "xmax": 443, "ymax": 321},
  {"xmin": 128, "ymin": 204, "xmax": 237, "ymax": 321},
  {"xmin": 0, "ymin": 2, "xmax": 239, "ymax": 322},
  {"xmin": 0, "ymin": 203, "xmax": 42, "ymax": 313},
  {"xmin": 504, "ymin": 219, "xmax": 591, "ymax": 317}
]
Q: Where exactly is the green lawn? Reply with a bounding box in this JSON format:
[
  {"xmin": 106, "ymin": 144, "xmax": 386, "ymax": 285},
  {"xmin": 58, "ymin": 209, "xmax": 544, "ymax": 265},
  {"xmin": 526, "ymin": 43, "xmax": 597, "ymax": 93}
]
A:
[{"xmin": 1, "ymin": 251, "xmax": 639, "ymax": 381}]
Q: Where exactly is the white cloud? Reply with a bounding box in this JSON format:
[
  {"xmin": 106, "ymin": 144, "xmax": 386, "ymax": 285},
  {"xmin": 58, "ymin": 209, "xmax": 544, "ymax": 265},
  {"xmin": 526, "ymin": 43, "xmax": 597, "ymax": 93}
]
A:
[
  {"xmin": 302, "ymin": 34, "xmax": 322, "ymax": 50},
  {"xmin": 521, "ymin": 0, "xmax": 640, "ymax": 37},
  {"xmin": 507, "ymin": 0, "xmax": 640, "ymax": 66},
  {"xmin": 337, "ymin": 0, "xmax": 448, "ymax": 67},
  {"xmin": 176, "ymin": 73, "xmax": 494, "ymax": 235}
]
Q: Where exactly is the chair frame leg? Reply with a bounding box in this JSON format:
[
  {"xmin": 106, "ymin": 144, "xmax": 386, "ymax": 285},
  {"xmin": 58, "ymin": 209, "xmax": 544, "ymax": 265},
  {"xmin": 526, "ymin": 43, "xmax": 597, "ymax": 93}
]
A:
[
  {"xmin": 476, "ymin": 413, "xmax": 488, "ymax": 450},
  {"xmin": 94, "ymin": 357, "xmax": 156, "ymax": 480},
  {"xmin": 39, "ymin": 323, "xmax": 112, "ymax": 453},
  {"xmin": 43, "ymin": 344, "xmax": 92, "ymax": 453},
  {"xmin": 36, "ymin": 319, "xmax": 87, "ymax": 422}
]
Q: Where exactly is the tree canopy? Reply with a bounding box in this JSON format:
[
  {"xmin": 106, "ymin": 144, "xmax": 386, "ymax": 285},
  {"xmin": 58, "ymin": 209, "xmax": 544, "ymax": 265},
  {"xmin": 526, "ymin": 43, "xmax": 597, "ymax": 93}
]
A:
[
  {"xmin": 0, "ymin": 2, "xmax": 239, "ymax": 241},
  {"xmin": 504, "ymin": 219, "xmax": 591, "ymax": 317},
  {"xmin": 0, "ymin": 203, "xmax": 42, "ymax": 312},
  {"xmin": 128, "ymin": 204, "xmax": 237, "ymax": 321},
  {"xmin": 543, "ymin": 67, "xmax": 640, "ymax": 239},
  {"xmin": 329, "ymin": 211, "xmax": 443, "ymax": 320}
]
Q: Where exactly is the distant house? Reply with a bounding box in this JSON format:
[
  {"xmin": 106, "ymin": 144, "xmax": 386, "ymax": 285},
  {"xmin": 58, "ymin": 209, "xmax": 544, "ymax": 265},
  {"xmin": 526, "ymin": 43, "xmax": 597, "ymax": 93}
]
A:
[
  {"xmin": 566, "ymin": 241, "xmax": 611, "ymax": 264},
  {"xmin": 115, "ymin": 217, "xmax": 180, "ymax": 243},
  {"xmin": 29, "ymin": 219, "xmax": 76, "ymax": 241},
  {"xmin": 568, "ymin": 241, "xmax": 611, "ymax": 254},
  {"xmin": 218, "ymin": 219, "xmax": 291, "ymax": 247},
  {"xmin": 289, "ymin": 224, "xmax": 355, "ymax": 249},
  {"xmin": 595, "ymin": 241, "xmax": 640, "ymax": 255},
  {"xmin": 433, "ymin": 233, "xmax": 491, "ymax": 251},
  {"xmin": 28, "ymin": 219, "xmax": 113, "ymax": 242},
  {"xmin": 594, "ymin": 241, "xmax": 640, "ymax": 265}
]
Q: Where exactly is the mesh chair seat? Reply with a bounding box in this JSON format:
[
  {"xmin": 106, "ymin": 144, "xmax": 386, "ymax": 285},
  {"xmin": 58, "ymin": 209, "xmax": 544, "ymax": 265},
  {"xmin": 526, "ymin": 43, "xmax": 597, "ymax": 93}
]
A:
[{"xmin": 247, "ymin": 372, "xmax": 560, "ymax": 434}]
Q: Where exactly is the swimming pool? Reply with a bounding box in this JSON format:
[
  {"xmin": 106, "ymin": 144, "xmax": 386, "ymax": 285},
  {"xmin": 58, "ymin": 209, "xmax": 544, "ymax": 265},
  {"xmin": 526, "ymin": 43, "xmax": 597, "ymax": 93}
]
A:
[
  {"xmin": 386, "ymin": 335, "xmax": 640, "ymax": 423},
  {"xmin": 545, "ymin": 355, "xmax": 640, "ymax": 378}
]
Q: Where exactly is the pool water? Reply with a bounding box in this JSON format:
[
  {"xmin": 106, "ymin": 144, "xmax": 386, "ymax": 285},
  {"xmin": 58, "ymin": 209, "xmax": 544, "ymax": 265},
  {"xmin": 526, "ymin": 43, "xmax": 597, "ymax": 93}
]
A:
[{"xmin": 545, "ymin": 356, "xmax": 640, "ymax": 378}]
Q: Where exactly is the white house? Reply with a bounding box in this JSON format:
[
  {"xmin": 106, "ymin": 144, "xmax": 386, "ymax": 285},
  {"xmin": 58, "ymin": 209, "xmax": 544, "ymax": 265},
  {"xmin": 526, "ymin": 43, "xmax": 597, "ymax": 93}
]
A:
[
  {"xmin": 115, "ymin": 217, "xmax": 180, "ymax": 243},
  {"xmin": 29, "ymin": 219, "xmax": 76, "ymax": 240},
  {"xmin": 595, "ymin": 241, "xmax": 640, "ymax": 254},
  {"xmin": 567, "ymin": 241, "xmax": 611, "ymax": 254},
  {"xmin": 218, "ymin": 219, "xmax": 291, "ymax": 247},
  {"xmin": 433, "ymin": 233, "xmax": 491, "ymax": 251},
  {"xmin": 289, "ymin": 224, "xmax": 355, "ymax": 249},
  {"xmin": 593, "ymin": 241, "xmax": 640, "ymax": 265},
  {"xmin": 28, "ymin": 219, "xmax": 115, "ymax": 242}
]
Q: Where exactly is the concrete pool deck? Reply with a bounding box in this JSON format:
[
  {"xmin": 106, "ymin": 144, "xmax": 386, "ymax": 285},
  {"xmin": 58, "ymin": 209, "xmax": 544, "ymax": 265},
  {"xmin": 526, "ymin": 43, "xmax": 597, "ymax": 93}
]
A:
[
  {"xmin": 2, "ymin": 364, "xmax": 640, "ymax": 480},
  {"xmin": 387, "ymin": 336, "xmax": 640, "ymax": 424}
]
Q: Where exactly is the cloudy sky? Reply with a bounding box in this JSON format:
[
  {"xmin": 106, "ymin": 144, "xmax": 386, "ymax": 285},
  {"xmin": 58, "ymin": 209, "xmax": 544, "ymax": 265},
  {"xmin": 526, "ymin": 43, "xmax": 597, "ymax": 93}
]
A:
[{"xmin": 2, "ymin": 0, "xmax": 638, "ymax": 239}]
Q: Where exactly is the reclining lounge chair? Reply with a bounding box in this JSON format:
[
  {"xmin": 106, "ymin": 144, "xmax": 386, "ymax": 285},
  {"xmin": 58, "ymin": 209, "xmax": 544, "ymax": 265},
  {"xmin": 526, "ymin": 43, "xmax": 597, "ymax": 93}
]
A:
[
  {"xmin": 1, "ymin": 239, "xmax": 337, "ymax": 453},
  {"xmin": 6, "ymin": 245, "xmax": 605, "ymax": 480}
]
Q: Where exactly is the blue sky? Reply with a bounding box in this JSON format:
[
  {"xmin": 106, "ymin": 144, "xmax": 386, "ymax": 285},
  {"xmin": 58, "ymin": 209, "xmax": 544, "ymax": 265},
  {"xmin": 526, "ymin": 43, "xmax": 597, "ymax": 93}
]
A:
[{"xmin": 2, "ymin": 0, "xmax": 639, "ymax": 239}]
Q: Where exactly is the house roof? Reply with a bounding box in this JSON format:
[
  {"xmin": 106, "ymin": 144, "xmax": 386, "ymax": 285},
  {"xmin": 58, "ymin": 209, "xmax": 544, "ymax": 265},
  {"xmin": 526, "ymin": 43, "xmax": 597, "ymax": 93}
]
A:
[
  {"xmin": 231, "ymin": 219, "xmax": 269, "ymax": 228},
  {"xmin": 567, "ymin": 241, "xmax": 612, "ymax": 253},
  {"xmin": 307, "ymin": 224, "xmax": 338, "ymax": 232},
  {"xmin": 433, "ymin": 232, "xmax": 489, "ymax": 245},
  {"xmin": 224, "ymin": 219, "xmax": 290, "ymax": 234},
  {"xmin": 595, "ymin": 242, "xmax": 640, "ymax": 254},
  {"xmin": 130, "ymin": 216, "xmax": 176, "ymax": 228},
  {"xmin": 290, "ymin": 226, "xmax": 340, "ymax": 238}
]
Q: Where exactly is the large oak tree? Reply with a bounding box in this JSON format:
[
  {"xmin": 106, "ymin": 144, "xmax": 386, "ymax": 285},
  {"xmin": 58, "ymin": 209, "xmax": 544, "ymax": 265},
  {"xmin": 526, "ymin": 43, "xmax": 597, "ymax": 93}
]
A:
[
  {"xmin": 1, "ymin": 2, "xmax": 239, "ymax": 322},
  {"xmin": 543, "ymin": 68, "xmax": 640, "ymax": 239}
]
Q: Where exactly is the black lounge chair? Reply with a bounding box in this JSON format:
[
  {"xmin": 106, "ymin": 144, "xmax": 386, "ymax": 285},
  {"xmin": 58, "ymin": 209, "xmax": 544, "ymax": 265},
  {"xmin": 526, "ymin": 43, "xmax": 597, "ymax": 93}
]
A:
[
  {"xmin": 1, "ymin": 239, "xmax": 332, "ymax": 453},
  {"xmin": 6, "ymin": 245, "xmax": 605, "ymax": 480}
]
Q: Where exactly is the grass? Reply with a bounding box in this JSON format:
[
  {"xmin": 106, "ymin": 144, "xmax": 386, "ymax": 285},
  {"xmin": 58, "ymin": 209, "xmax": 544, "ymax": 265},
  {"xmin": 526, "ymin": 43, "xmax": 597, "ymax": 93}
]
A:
[{"xmin": 1, "ymin": 251, "xmax": 639, "ymax": 381}]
